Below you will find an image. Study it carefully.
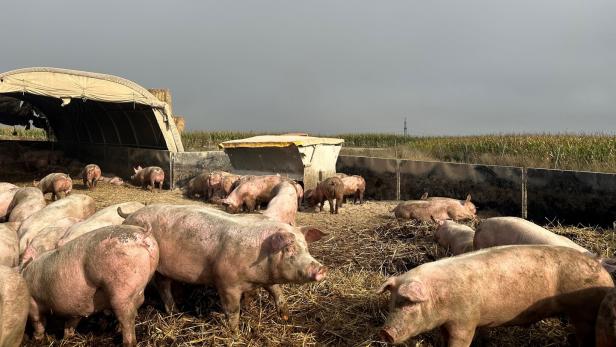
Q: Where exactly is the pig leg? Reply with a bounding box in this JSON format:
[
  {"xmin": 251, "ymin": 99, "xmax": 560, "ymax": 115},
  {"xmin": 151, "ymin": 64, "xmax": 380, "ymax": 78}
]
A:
[
  {"xmin": 265, "ymin": 284, "xmax": 289, "ymax": 321},
  {"xmin": 64, "ymin": 316, "xmax": 81, "ymax": 337},
  {"xmin": 111, "ymin": 296, "xmax": 139, "ymax": 347},
  {"xmin": 245, "ymin": 198, "xmax": 256, "ymax": 213},
  {"xmin": 571, "ymin": 316, "xmax": 596, "ymax": 346},
  {"xmin": 217, "ymin": 286, "xmax": 242, "ymax": 332},
  {"xmin": 444, "ymin": 323, "xmax": 476, "ymax": 347},
  {"xmin": 29, "ymin": 298, "xmax": 46, "ymax": 340},
  {"xmin": 154, "ymin": 273, "xmax": 178, "ymax": 313},
  {"xmin": 158, "ymin": 181, "xmax": 163, "ymax": 192},
  {"xmin": 327, "ymin": 198, "xmax": 335, "ymax": 214}
]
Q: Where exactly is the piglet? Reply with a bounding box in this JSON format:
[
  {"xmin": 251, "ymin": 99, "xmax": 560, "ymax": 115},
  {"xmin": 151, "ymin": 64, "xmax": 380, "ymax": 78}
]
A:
[
  {"xmin": 131, "ymin": 166, "xmax": 165, "ymax": 191},
  {"xmin": 34, "ymin": 173, "xmax": 72, "ymax": 200},
  {"xmin": 221, "ymin": 175, "xmax": 283, "ymax": 213},
  {"xmin": 21, "ymin": 225, "xmax": 159, "ymax": 346},
  {"xmin": 340, "ymin": 175, "xmax": 366, "ymax": 204},
  {"xmin": 81, "ymin": 164, "xmax": 102, "ymax": 190}
]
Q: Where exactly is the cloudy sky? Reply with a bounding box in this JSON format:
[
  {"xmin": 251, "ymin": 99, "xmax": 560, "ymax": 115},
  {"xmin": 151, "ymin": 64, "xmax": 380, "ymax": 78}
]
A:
[{"xmin": 2, "ymin": 1, "xmax": 615, "ymax": 135}]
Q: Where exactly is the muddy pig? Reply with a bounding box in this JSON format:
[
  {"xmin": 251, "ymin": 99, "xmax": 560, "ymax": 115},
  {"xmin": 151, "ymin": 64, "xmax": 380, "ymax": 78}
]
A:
[
  {"xmin": 34, "ymin": 172, "xmax": 72, "ymax": 200},
  {"xmin": 392, "ymin": 195, "xmax": 476, "ymax": 222},
  {"xmin": 58, "ymin": 202, "xmax": 145, "ymax": 247},
  {"xmin": 6, "ymin": 188, "xmax": 46, "ymax": 224},
  {"xmin": 20, "ymin": 217, "xmax": 82, "ymax": 262},
  {"xmin": 0, "ymin": 188, "xmax": 19, "ymax": 222},
  {"xmin": 0, "ymin": 222, "xmax": 20, "ymax": 267},
  {"xmin": 262, "ymin": 181, "xmax": 299, "ymax": 225},
  {"xmin": 474, "ymin": 217, "xmax": 589, "ymax": 254},
  {"xmin": 206, "ymin": 171, "xmax": 238, "ymax": 200},
  {"xmin": 81, "ymin": 164, "xmax": 102, "ymax": 190},
  {"xmin": 0, "ymin": 182, "xmax": 18, "ymax": 193},
  {"xmin": 377, "ymin": 245, "xmax": 614, "ymax": 346},
  {"xmin": 131, "ymin": 166, "xmax": 165, "ymax": 191},
  {"xmin": 433, "ymin": 219, "xmax": 475, "ymax": 255},
  {"xmin": 18, "ymin": 194, "xmax": 95, "ymax": 249},
  {"xmin": 310, "ymin": 177, "xmax": 345, "ymax": 214},
  {"xmin": 596, "ymin": 288, "xmax": 616, "ymax": 347},
  {"xmin": 184, "ymin": 172, "xmax": 210, "ymax": 199},
  {"xmin": 21, "ymin": 225, "xmax": 159, "ymax": 346},
  {"xmin": 341, "ymin": 175, "xmax": 366, "ymax": 204},
  {"xmin": 121, "ymin": 204, "xmax": 326, "ymax": 331},
  {"xmin": 221, "ymin": 175, "xmax": 283, "ymax": 213},
  {"xmin": 0, "ymin": 265, "xmax": 30, "ymax": 347}
]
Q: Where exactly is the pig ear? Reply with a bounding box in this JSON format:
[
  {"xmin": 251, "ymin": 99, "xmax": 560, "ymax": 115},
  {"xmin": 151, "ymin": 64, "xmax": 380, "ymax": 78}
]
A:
[
  {"xmin": 398, "ymin": 281, "xmax": 428, "ymax": 302},
  {"xmin": 133, "ymin": 167, "xmax": 138, "ymax": 174},
  {"xmin": 269, "ymin": 232, "xmax": 295, "ymax": 253},
  {"xmin": 430, "ymin": 216, "xmax": 444, "ymax": 226},
  {"xmin": 465, "ymin": 194, "xmax": 472, "ymax": 204},
  {"xmin": 376, "ymin": 277, "xmax": 397, "ymax": 294},
  {"xmin": 299, "ymin": 226, "xmax": 328, "ymax": 243},
  {"xmin": 421, "ymin": 192, "xmax": 428, "ymax": 200}
]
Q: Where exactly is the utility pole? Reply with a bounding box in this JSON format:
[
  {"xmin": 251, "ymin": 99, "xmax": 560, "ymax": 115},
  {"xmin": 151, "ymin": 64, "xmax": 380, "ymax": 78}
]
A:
[{"xmin": 403, "ymin": 117, "xmax": 408, "ymax": 137}]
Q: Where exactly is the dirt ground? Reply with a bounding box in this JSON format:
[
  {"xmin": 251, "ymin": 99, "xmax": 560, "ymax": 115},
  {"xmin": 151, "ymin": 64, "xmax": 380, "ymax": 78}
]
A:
[{"xmin": 3, "ymin": 169, "xmax": 616, "ymax": 347}]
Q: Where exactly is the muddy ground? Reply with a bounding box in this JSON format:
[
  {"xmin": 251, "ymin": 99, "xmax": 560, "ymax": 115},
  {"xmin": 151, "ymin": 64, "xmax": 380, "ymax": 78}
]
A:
[{"xmin": 3, "ymin": 169, "xmax": 616, "ymax": 347}]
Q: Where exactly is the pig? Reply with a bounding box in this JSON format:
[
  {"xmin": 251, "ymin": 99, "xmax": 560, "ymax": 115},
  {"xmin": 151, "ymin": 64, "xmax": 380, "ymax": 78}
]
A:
[
  {"xmin": 120, "ymin": 204, "xmax": 326, "ymax": 331},
  {"xmin": 0, "ymin": 223, "xmax": 20, "ymax": 267},
  {"xmin": 262, "ymin": 181, "xmax": 299, "ymax": 225},
  {"xmin": 474, "ymin": 217, "xmax": 590, "ymax": 254},
  {"xmin": 334, "ymin": 172, "xmax": 348, "ymax": 178},
  {"xmin": 221, "ymin": 175, "xmax": 284, "ymax": 213},
  {"xmin": 0, "ymin": 188, "xmax": 19, "ymax": 221},
  {"xmin": 18, "ymin": 194, "xmax": 95, "ymax": 249},
  {"xmin": 0, "ymin": 182, "xmax": 18, "ymax": 193},
  {"xmin": 21, "ymin": 225, "xmax": 159, "ymax": 347},
  {"xmin": 290, "ymin": 180, "xmax": 304, "ymax": 209},
  {"xmin": 20, "ymin": 217, "xmax": 82, "ymax": 263},
  {"xmin": 101, "ymin": 176, "xmax": 124, "ymax": 185},
  {"xmin": 34, "ymin": 172, "xmax": 73, "ymax": 200},
  {"xmin": 131, "ymin": 166, "xmax": 165, "ymax": 191},
  {"xmin": 433, "ymin": 219, "xmax": 475, "ymax": 255},
  {"xmin": 596, "ymin": 288, "xmax": 616, "ymax": 347},
  {"xmin": 5, "ymin": 188, "xmax": 46, "ymax": 224},
  {"xmin": 226, "ymin": 174, "xmax": 251, "ymax": 195},
  {"xmin": 0, "ymin": 265, "xmax": 30, "ymax": 347},
  {"xmin": 184, "ymin": 172, "xmax": 209, "ymax": 199},
  {"xmin": 205, "ymin": 171, "xmax": 235, "ymax": 200},
  {"xmin": 392, "ymin": 195, "xmax": 477, "ymax": 222},
  {"xmin": 341, "ymin": 175, "xmax": 366, "ymax": 204},
  {"xmin": 81, "ymin": 164, "xmax": 102, "ymax": 190},
  {"xmin": 310, "ymin": 177, "xmax": 345, "ymax": 214},
  {"xmin": 57, "ymin": 202, "xmax": 145, "ymax": 247},
  {"xmin": 377, "ymin": 245, "xmax": 614, "ymax": 346}
]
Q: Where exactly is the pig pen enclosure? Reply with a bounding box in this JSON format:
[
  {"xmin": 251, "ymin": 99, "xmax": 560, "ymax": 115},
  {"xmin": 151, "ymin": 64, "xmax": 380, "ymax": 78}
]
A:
[
  {"xmin": 1, "ymin": 165, "xmax": 616, "ymax": 347},
  {"xmin": 3, "ymin": 67, "xmax": 616, "ymax": 346}
]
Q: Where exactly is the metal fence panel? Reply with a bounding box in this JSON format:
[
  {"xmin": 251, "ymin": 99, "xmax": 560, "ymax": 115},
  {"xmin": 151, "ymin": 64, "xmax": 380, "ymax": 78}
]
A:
[{"xmin": 336, "ymin": 156, "xmax": 398, "ymax": 200}]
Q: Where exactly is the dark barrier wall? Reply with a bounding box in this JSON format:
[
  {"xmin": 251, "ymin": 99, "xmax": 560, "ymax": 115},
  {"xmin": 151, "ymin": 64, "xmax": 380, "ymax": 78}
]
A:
[
  {"xmin": 399, "ymin": 161, "xmax": 523, "ymax": 217},
  {"xmin": 70, "ymin": 144, "xmax": 172, "ymax": 187},
  {"xmin": 336, "ymin": 156, "xmax": 399, "ymax": 200},
  {"xmin": 527, "ymin": 168, "xmax": 616, "ymax": 226},
  {"xmin": 171, "ymin": 151, "xmax": 232, "ymax": 188}
]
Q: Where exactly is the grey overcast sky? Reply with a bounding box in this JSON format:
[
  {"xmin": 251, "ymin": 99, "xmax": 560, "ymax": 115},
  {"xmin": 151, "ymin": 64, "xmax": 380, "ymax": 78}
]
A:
[{"xmin": 1, "ymin": 1, "xmax": 615, "ymax": 135}]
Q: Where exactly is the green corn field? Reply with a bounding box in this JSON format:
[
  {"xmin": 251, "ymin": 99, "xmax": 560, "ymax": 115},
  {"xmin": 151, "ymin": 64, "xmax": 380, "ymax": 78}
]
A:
[{"xmin": 3, "ymin": 127, "xmax": 616, "ymax": 172}]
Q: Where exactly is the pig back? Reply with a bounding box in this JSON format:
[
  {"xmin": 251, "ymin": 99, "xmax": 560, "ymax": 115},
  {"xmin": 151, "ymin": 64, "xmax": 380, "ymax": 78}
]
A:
[
  {"xmin": 0, "ymin": 223, "xmax": 19, "ymax": 267},
  {"xmin": 474, "ymin": 217, "xmax": 589, "ymax": 253},
  {"xmin": 6, "ymin": 188, "xmax": 46, "ymax": 224}
]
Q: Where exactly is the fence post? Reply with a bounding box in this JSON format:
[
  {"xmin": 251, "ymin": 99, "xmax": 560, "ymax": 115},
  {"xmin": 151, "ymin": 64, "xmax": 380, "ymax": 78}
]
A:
[
  {"xmin": 396, "ymin": 159, "xmax": 401, "ymax": 201},
  {"xmin": 521, "ymin": 167, "xmax": 528, "ymax": 219}
]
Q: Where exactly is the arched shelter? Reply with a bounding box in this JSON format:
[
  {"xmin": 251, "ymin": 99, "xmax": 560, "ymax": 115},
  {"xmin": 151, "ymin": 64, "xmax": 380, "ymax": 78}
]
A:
[{"xmin": 0, "ymin": 67, "xmax": 183, "ymax": 152}]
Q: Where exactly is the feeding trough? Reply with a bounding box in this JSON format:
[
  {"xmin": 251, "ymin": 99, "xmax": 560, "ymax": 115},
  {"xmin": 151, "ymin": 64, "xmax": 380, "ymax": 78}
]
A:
[{"xmin": 219, "ymin": 134, "xmax": 344, "ymax": 190}]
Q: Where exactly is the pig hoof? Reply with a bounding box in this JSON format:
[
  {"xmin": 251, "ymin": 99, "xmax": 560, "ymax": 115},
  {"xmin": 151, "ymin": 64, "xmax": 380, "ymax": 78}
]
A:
[
  {"xmin": 34, "ymin": 332, "xmax": 45, "ymax": 341},
  {"xmin": 279, "ymin": 306, "xmax": 290, "ymax": 321},
  {"xmin": 64, "ymin": 328, "xmax": 75, "ymax": 337}
]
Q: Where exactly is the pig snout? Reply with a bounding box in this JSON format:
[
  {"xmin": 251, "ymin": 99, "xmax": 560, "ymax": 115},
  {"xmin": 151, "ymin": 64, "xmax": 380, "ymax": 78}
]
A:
[
  {"xmin": 307, "ymin": 262, "xmax": 327, "ymax": 282},
  {"xmin": 379, "ymin": 326, "xmax": 399, "ymax": 344}
]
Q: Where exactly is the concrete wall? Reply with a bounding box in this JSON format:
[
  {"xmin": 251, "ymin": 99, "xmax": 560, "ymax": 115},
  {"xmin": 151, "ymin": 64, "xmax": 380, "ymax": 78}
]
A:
[
  {"xmin": 336, "ymin": 156, "xmax": 399, "ymax": 200},
  {"xmin": 399, "ymin": 160, "xmax": 523, "ymax": 216},
  {"xmin": 527, "ymin": 168, "xmax": 616, "ymax": 226},
  {"xmin": 170, "ymin": 151, "xmax": 232, "ymax": 188}
]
